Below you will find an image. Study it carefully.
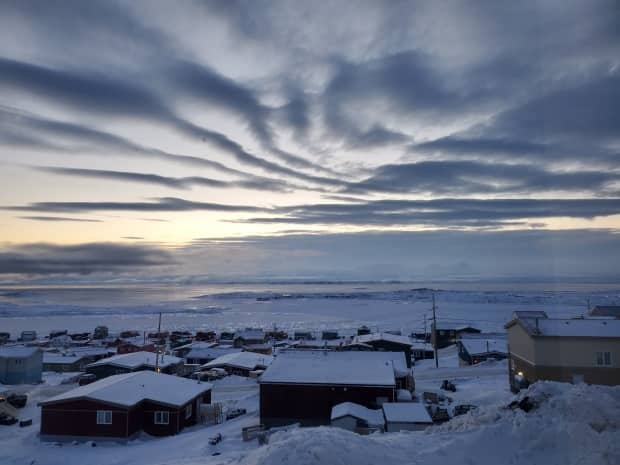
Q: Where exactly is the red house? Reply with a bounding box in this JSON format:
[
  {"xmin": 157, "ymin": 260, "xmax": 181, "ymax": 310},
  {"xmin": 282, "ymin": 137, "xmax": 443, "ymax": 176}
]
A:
[
  {"xmin": 259, "ymin": 350, "xmax": 405, "ymax": 427},
  {"xmin": 39, "ymin": 371, "xmax": 212, "ymax": 441}
]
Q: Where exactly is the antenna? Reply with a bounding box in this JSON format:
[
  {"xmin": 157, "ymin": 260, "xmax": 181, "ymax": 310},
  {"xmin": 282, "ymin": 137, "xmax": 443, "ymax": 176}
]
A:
[
  {"xmin": 432, "ymin": 293, "xmax": 438, "ymax": 368},
  {"xmin": 155, "ymin": 312, "xmax": 162, "ymax": 373}
]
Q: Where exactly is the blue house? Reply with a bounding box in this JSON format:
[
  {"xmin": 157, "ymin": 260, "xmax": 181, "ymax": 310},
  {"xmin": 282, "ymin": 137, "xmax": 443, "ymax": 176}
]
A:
[{"xmin": 0, "ymin": 346, "xmax": 43, "ymax": 384}]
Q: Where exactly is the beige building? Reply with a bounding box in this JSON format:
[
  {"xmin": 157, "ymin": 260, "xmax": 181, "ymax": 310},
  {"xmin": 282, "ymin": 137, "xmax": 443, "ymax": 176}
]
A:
[{"xmin": 505, "ymin": 311, "xmax": 620, "ymax": 391}]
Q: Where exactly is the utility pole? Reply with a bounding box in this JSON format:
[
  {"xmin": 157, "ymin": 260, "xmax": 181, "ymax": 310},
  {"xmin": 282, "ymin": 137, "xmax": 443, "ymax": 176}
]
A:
[
  {"xmin": 432, "ymin": 293, "xmax": 438, "ymax": 368},
  {"xmin": 155, "ymin": 312, "xmax": 162, "ymax": 373}
]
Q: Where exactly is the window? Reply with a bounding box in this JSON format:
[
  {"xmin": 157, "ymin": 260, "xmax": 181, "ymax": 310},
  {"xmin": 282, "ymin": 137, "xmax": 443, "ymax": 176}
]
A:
[
  {"xmin": 154, "ymin": 411, "xmax": 169, "ymax": 424},
  {"xmin": 596, "ymin": 351, "xmax": 612, "ymax": 367},
  {"xmin": 96, "ymin": 410, "xmax": 112, "ymax": 425},
  {"xmin": 185, "ymin": 404, "xmax": 192, "ymax": 419}
]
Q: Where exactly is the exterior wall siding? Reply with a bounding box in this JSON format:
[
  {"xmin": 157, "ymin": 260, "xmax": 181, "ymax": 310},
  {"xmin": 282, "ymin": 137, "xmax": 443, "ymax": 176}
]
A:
[
  {"xmin": 260, "ymin": 383, "xmax": 395, "ymax": 427},
  {"xmin": 509, "ymin": 354, "xmax": 620, "ymax": 387},
  {"xmin": 534, "ymin": 337, "xmax": 620, "ymax": 368},
  {"xmin": 40, "ymin": 392, "xmax": 210, "ymax": 440},
  {"xmin": 0, "ymin": 351, "xmax": 42, "ymax": 384},
  {"xmin": 41, "ymin": 399, "xmax": 129, "ymax": 438},
  {"xmin": 506, "ymin": 324, "xmax": 537, "ymax": 364}
]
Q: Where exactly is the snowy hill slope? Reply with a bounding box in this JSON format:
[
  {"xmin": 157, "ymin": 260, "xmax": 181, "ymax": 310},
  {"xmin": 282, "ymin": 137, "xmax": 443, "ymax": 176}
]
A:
[{"xmin": 230, "ymin": 382, "xmax": 619, "ymax": 465}]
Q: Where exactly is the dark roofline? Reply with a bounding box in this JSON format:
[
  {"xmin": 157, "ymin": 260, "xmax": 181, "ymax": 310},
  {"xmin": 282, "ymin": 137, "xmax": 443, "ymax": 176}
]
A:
[{"xmin": 259, "ymin": 380, "xmax": 395, "ymax": 388}]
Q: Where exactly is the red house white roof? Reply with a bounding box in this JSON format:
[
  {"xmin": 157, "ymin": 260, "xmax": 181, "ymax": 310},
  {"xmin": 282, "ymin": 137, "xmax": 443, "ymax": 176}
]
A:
[{"xmin": 39, "ymin": 371, "xmax": 212, "ymax": 408}]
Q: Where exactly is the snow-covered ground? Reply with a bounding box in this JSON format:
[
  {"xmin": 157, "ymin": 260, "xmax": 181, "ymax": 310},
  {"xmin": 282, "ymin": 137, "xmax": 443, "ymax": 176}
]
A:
[
  {"xmin": 2, "ymin": 285, "xmax": 619, "ymax": 336},
  {"xmin": 1, "ymin": 349, "xmax": 618, "ymax": 465}
]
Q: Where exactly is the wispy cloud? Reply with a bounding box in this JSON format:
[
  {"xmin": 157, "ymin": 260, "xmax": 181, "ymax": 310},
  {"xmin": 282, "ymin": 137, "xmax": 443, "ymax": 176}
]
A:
[
  {"xmin": 5, "ymin": 197, "xmax": 268, "ymax": 213},
  {"xmin": 18, "ymin": 216, "xmax": 102, "ymax": 223}
]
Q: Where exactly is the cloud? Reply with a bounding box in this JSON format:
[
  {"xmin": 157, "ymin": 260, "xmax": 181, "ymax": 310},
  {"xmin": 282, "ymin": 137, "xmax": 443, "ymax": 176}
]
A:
[
  {"xmin": 17, "ymin": 216, "xmax": 102, "ymax": 223},
  {"xmin": 344, "ymin": 160, "xmax": 620, "ymax": 195},
  {"xmin": 409, "ymin": 74, "xmax": 620, "ymax": 168},
  {"xmin": 35, "ymin": 166, "xmax": 295, "ymax": 192},
  {"xmin": 236, "ymin": 198, "xmax": 620, "ymax": 227},
  {"xmin": 4, "ymin": 197, "xmax": 268, "ymax": 214},
  {"xmin": 180, "ymin": 228, "xmax": 620, "ymax": 281},
  {"xmin": 0, "ymin": 242, "xmax": 174, "ymax": 275},
  {"xmin": 0, "ymin": 59, "xmax": 342, "ymax": 187}
]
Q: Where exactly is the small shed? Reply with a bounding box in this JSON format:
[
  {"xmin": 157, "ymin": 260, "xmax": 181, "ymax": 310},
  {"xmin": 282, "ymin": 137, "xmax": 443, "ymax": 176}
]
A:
[
  {"xmin": 0, "ymin": 346, "xmax": 42, "ymax": 384},
  {"xmin": 382, "ymin": 402, "xmax": 433, "ymax": 432},
  {"xmin": 330, "ymin": 402, "xmax": 385, "ymax": 433}
]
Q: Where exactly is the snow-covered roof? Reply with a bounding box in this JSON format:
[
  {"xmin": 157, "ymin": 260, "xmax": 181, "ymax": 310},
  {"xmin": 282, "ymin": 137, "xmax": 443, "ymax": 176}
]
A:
[
  {"xmin": 411, "ymin": 342, "xmax": 434, "ymax": 351},
  {"xmin": 260, "ymin": 351, "xmax": 399, "ymax": 386},
  {"xmin": 235, "ymin": 329, "xmax": 265, "ymax": 340},
  {"xmin": 512, "ymin": 310, "xmax": 548, "ymax": 320},
  {"xmin": 43, "ymin": 347, "xmax": 110, "ymax": 364},
  {"xmin": 186, "ymin": 347, "xmax": 241, "ymax": 360},
  {"xmin": 518, "ymin": 318, "xmax": 620, "ymax": 338},
  {"xmin": 86, "ymin": 351, "xmax": 182, "ymax": 369},
  {"xmin": 201, "ymin": 351, "xmax": 273, "ymax": 370},
  {"xmin": 43, "ymin": 353, "xmax": 84, "ymax": 364},
  {"xmin": 66, "ymin": 346, "xmax": 110, "ymax": 356},
  {"xmin": 173, "ymin": 341, "xmax": 218, "ymax": 352},
  {"xmin": 331, "ymin": 402, "xmax": 385, "ymax": 426},
  {"xmin": 39, "ymin": 371, "xmax": 212, "ymax": 408},
  {"xmin": 355, "ymin": 332, "xmax": 412, "ymax": 346},
  {"xmin": 0, "ymin": 346, "xmax": 39, "ymax": 358},
  {"xmin": 460, "ymin": 339, "xmax": 508, "ymax": 355},
  {"xmin": 382, "ymin": 402, "xmax": 432, "ymax": 424}
]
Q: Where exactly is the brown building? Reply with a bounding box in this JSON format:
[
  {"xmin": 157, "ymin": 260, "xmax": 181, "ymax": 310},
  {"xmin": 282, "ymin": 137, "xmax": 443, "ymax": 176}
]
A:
[
  {"xmin": 39, "ymin": 371, "xmax": 212, "ymax": 441},
  {"xmin": 505, "ymin": 311, "xmax": 620, "ymax": 391},
  {"xmin": 352, "ymin": 333, "xmax": 414, "ymax": 367},
  {"xmin": 431, "ymin": 324, "xmax": 481, "ymax": 349},
  {"xmin": 259, "ymin": 350, "xmax": 409, "ymax": 427},
  {"xmin": 116, "ymin": 342, "xmax": 156, "ymax": 355}
]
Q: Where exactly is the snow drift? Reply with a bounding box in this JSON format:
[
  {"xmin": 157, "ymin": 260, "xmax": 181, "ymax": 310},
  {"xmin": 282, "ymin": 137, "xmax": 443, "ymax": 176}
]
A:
[{"xmin": 235, "ymin": 382, "xmax": 620, "ymax": 465}]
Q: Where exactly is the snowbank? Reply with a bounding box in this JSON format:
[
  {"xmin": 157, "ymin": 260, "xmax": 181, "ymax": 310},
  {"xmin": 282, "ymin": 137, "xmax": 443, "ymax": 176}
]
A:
[{"xmin": 235, "ymin": 382, "xmax": 620, "ymax": 465}]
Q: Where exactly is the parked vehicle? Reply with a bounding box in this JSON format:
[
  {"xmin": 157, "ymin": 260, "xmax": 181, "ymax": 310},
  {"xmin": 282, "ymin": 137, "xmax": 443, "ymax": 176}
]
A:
[
  {"xmin": 7, "ymin": 394, "xmax": 27, "ymax": 408},
  {"xmin": 453, "ymin": 404, "xmax": 477, "ymax": 416},
  {"xmin": 226, "ymin": 408, "xmax": 247, "ymax": 420},
  {"xmin": 441, "ymin": 380, "xmax": 457, "ymax": 392},
  {"xmin": 0, "ymin": 414, "xmax": 18, "ymax": 426},
  {"xmin": 78, "ymin": 374, "xmax": 97, "ymax": 386}
]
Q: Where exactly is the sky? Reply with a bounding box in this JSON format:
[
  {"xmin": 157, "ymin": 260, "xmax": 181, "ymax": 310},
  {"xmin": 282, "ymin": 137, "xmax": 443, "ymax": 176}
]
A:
[{"xmin": 0, "ymin": 0, "xmax": 619, "ymax": 283}]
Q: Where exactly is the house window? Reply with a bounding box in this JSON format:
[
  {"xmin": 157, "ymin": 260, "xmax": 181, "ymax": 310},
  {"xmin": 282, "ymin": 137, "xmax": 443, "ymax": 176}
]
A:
[
  {"xmin": 96, "ymin": 410, "xmax": 112, "ymax": 424},
  {"xmin": 185, "ymin": 404, "xmax": 192, "ymax": 419},
  {"xmin": 154, "ymin": 411, "xmax": 169, "ymax": 424},
  {"xmin": 596, "ymin": 351, "xmax": 612, "ymax": 367}
]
